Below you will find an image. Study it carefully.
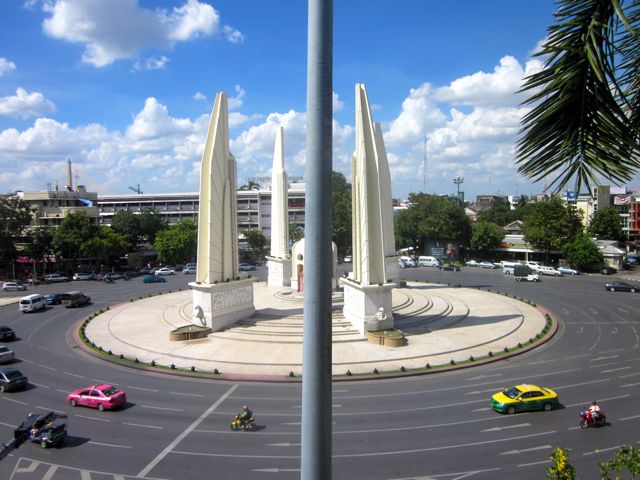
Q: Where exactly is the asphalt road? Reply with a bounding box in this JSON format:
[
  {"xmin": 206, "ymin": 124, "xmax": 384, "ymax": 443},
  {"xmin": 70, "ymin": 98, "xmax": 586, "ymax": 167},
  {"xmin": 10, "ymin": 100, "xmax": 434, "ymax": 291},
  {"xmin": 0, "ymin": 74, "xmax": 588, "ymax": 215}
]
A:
[{"xmin": 0, "ymin": 267, "xmax": 638, "ymax": 480}]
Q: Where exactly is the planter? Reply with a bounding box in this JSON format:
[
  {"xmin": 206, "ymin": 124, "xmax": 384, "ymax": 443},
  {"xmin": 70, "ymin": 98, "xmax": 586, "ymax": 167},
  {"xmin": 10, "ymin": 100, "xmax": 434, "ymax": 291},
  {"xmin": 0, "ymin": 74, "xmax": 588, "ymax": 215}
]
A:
[
  {"xmin": 365, "ymin": 329, "xmax": 405, "ymax": 347},
  {"xmin": 169, "ymin": 325, "xmax": 212, "ymax": 341}
]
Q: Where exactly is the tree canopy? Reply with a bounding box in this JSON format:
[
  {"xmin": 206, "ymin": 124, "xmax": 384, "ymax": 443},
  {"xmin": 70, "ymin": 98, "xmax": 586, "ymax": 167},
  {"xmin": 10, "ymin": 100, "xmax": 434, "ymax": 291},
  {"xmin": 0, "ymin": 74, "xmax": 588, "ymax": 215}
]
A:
[
  {"xmin": 52, "ymin": 211, "xmax": 97, "ymax": 261},
  {"xmin": 332, "ymin": 171, "xmax": 352, "ymax": 255},
  {"xmin": 470, "ymin": 221, "xmax": 504, "ymax": 258},
  {"xmin": 587, "ymin": 206, "xmax": 625, "ymax": 242},
  {"xmin": 154, "ymin": 220, "xmax": 197, "ymax": 265},
  {"xmin": 561, "ymin": 232, "xmax": 604, "ymax": 270},
  {"xmin": 80, "ymin": 226, "xmax": 130, "ymax": 268},
  {"xmin": 0, "ymin": 196, "xmax": 32, "ymax": 264},
  {"xmin": 242, "ymin": 229, "xmax": 267, "ymax": 257}
]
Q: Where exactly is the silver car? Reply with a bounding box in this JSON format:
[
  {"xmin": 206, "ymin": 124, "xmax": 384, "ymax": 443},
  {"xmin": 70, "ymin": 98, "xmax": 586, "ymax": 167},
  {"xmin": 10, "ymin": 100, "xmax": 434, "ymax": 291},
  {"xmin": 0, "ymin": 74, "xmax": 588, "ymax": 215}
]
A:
[
  {"xmin": 2, "ymin": 282, "xmax": 27, "ymax": 292},
  {"xmin": 0, "ymin": 346, "xmax": 15, "ymax": 364}
]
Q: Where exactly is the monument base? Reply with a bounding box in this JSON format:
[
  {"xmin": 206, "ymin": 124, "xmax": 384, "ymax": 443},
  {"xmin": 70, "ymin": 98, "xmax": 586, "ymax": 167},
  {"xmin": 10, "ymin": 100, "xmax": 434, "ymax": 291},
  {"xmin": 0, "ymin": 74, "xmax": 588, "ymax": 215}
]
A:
[
  {"xmin": 340, "ymin": 278, "xmax": 394, "ymax": 335},
  {"xmin": 266, "ymin": 256, "xmax": 292, "ymax": 287},
  {"xmin": 189, "ymin": 277, "xmax": 256, "ymax": 332}
]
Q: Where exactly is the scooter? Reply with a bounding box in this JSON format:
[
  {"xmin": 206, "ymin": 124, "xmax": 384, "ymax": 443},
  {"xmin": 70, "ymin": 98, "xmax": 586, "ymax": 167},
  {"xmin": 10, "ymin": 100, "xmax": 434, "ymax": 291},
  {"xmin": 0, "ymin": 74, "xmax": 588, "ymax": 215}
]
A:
[
  {"xmin": 579, "ymin": 408, "xmax": 606, "ymax": 428},
  {"xmin": 230, "ymin": 414, "xmax": 256, "ymax": 431}
]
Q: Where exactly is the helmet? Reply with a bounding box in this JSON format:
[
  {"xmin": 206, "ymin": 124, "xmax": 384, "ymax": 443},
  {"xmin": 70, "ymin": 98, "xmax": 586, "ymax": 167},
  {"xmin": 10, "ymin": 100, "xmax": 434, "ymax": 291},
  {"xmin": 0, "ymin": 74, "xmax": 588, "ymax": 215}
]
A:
[{"xmin": 242, "ymin": 405, "xmax": 248, "ymax": 411}]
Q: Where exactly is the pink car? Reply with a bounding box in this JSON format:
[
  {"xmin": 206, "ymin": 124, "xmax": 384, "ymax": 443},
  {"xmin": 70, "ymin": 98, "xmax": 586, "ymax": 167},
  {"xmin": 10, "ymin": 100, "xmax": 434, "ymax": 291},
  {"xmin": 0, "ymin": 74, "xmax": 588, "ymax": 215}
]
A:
[{"xmin": 67, "ymin": 384, "xmax": 126, "ymax": 411}]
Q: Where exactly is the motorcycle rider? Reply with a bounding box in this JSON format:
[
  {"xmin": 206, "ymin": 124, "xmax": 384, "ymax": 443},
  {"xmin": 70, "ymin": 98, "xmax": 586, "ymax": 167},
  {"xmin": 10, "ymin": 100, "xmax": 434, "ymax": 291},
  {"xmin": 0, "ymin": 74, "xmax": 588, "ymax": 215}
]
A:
[
  {"xmin": 239, "ymin": 405, "xmax": 253, "ymax": 425},
  {"xmin": 589, "ymin": 400, "xmax": 602, "ymax": 421}
]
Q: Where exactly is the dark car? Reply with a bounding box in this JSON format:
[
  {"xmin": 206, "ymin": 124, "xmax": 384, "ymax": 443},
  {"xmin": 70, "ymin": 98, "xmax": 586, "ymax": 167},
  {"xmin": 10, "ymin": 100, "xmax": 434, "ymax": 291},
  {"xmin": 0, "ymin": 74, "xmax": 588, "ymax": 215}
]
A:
[
  {"xmin": 0, "ymin": 326, "xmax": 16, "ymax": 342},
  {"xmin": 45, "ymin": 293, "xmax": 68, "ymax": 305},
  {"xmin": 601, "ymin": 266, "xmax": 617, "ymax": 275},
  {"xmin": 61, "ymin": 291, "xmax": 90, "ymax": 308},
  {"xmin": 143, "ymin": 275, "xmax": 166, "ymax": 283},
  {"xmin": 605, "ymin": 280, "xmax": 637, "ymax": 293},
  {"xmin": 0, "ymin": 367, "xmax": 28, "ymax": 392},
  {"xmin": 439, "ymin": 264, "xmax": 460, "ymax": 271}
]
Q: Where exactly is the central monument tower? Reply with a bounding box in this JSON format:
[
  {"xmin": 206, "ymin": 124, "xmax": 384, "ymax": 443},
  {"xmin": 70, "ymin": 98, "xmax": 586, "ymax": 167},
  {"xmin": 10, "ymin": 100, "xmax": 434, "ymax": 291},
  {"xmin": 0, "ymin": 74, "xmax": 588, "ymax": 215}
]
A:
[{"xmin": 190, "ymin": 92, "xmax": 255, "ymax": 331}]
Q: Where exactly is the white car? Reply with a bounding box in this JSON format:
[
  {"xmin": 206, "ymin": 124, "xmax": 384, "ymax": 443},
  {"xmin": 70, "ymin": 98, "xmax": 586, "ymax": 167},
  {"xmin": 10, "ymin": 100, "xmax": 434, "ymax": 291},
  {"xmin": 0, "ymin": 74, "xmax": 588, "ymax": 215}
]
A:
[
  {"xmin": 465, "ymin": 260, "xmax": 479, "ymax": 267},
  {"xmin": 343, "ymin": 256, "xmax": 352, "ymax": 263},
  {"xmin": 154, "ymin": 267, "xmax": 175, "ymax": 276},
  {"xmin": 536, "ymin": 266, "xmax": 563, "ymax": 276},
  {"xmin": 478, "ymin": 261, "xmax": 498, "ymax": 269},
  {"xmin": 0, "ymin": 346, "xmax": 15, "ymax": 364},
  {"xmin": 73, "ymin": 272, "xmax": 94, "ymax": 280},
  {"xmin": 183, "ymin": 266, "xmax": 197, "ymax": 274},
  {"xmin": 558, "ymin": 266, "xmax": 580, "ymax": 275},
  {"xmin": 2, "ymin": 282, "xmax": 27, "ymax": 292},
  {"xmin": 45, "ymin": 274, "xmax": 69, "ymax": 283}
]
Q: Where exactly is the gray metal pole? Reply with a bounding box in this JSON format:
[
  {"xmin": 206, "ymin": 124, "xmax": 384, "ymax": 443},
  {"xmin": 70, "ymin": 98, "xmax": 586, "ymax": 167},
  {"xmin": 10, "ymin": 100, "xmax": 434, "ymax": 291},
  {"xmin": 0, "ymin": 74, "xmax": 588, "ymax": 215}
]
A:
[{"xmin": 301, "ymin": 0, "xmax": 333, "ymax": 478}]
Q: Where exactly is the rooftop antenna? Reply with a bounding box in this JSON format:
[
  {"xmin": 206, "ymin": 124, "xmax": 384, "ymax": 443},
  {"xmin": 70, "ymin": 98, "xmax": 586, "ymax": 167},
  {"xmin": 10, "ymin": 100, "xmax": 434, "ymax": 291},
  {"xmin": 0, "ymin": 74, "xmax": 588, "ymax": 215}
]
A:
[{"xmin": 128, "ymin": 184, "xmax": 143, "ymax": 194}]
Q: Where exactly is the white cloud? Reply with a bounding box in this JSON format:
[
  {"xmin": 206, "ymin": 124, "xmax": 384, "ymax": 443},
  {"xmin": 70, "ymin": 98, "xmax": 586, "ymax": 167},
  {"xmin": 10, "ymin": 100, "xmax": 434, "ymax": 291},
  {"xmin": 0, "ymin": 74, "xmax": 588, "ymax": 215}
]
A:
[
  {"xmin": 193, "ymin": 91, "xmax": 207, "ymax": 101},
  {"xmin": 133, "ymin": 55, "xmax": 169, "ymax": 72},
  {"xmin": 0, "ymin": 57, "xmax": 16, "ymax": 76},
  {"xmin": 41, "ymin": 0, "xmax": 242, "ymax": 67},
  {"xmin": 223, "ymin": 25, "xmax": 244, "ymax": 44},
  {"xmin": 0, "ymin": 88, "xmax": 56, "ymax": 119},
  {"xmin": 333, "ymin": 92, "xmax": 344, "ymax": 112},
  {"xmin": 228, "ymin": 85, "xmax": 246, "ymax": 110}
]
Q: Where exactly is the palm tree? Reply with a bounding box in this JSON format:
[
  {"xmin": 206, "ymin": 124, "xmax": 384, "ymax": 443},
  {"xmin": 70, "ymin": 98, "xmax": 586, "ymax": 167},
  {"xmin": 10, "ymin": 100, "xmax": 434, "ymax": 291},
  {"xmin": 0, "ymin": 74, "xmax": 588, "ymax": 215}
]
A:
[{"xmin": 516, "ymin": 0, "xmax": 640, "ymax": 194}]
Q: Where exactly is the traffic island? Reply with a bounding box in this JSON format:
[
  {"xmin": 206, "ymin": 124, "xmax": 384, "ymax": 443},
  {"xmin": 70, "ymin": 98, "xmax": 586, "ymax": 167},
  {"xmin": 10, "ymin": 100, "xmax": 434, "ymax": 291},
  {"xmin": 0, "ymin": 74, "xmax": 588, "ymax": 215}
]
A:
[{"xmin": 365, "ymin": 329, "xmax": 405, "ymax": 347}]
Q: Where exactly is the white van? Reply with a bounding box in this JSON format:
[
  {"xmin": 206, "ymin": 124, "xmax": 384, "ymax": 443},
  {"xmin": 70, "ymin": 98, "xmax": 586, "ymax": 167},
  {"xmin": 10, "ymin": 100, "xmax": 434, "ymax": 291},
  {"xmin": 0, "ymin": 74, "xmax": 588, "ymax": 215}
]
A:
[
  {"xmin": 399, "ymin": 256, "xmax": 416, "ymax": 267},
  {"xmin": 418, "ymin": 256, "xmax": 440, "ymax": 267},
  {"xmin": 19, "ymin": 294, "xmax": 46, "ymax": 313},
  {"xmin": 502, "ymin": 262, "xmax": 519, "ymax": 275}
]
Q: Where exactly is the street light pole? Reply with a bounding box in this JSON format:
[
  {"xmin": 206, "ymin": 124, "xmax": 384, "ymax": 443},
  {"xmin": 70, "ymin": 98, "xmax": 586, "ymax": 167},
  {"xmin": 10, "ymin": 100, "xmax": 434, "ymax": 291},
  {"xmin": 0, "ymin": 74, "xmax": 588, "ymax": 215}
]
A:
[{"xmin": 454, "ymin": 176, "xmax": 464, "ymax": 205}]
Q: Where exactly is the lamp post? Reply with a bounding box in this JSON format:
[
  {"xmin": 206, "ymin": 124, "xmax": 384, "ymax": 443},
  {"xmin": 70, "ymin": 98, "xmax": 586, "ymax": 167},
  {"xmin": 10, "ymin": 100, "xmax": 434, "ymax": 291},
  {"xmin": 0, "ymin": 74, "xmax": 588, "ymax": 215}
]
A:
[{"xmin": 454, "ymin": 176, "xmax": 464, "ymax": 205}]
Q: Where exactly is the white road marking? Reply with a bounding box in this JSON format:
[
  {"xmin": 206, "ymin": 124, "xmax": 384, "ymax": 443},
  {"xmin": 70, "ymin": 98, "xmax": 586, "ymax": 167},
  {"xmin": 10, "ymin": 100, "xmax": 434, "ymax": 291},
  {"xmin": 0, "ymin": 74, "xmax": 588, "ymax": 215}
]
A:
[
  {"xmin": 35, "ymin": 406, "xmax": 66, "ymax": 414},
  {"xmin": 619, "ymin": 414, "xmax": 640, "ymax": 421},
  {"xmin": 467, "ymin": 373, "xmax": 503, "ymax": 380},
  {"xmin": 590, "ymin": 355, "xmax": 619, "ymax": 362},
  {"xmin": 482, "ymin": 423, "xmax": 530, "ymax": 432},
  {"xmin": 266, "ymin": 442, "xmax": 301, "ymax": 447},
  {"xmin": 88, "ymin": 441, "xmax": 132, "ymax": 449},
  {"xmin": 3, "ymin": 397, "xmax": 28, "ymax": 405},
  {"xmin": 122, "ymin": 422, "xmax": 163, "ymax": 429},
  {"xmin": 620, "ymin": 371, "xmax": 640, "ymax": 378},
  {"xmin": 76, "ymin": 414, "xmax": 110, "ymax": 422},
  {"xmin": 582, "ymin": 445, "xmax": 624, "ymax": 456},
  {"xmin": 589, "ymin": 362, "xmax": 617, "ymax": 368},
  {"xmin": 127, "ymin": 386, "xmax": 159, "ymax": 392},
  {"xmin": 601, "ymin": 367, "xmax": 631, "ymax": 374},
  {"xmin": 253, "ymin": 468, "xmax": 300, "ymax": 473},
  {"xmin": 140, "ymin": 405, "xmax": 183, "ymax": 412},
  {"xmin": 388, "ymin": 468, "xmax": 502, "ymax": 479},
  {"xmin": 472, "ymin": 407, "xmax": 491, "ymax": 412},
  {"xmin": 63, "ymin": 371, "xmax": 85, "ymax": 378},
  {"xmin": 91, "ymin": 378, "xmax": 112, "ymax": 384},
  {"xmin": 42, "ymin": 465, "xmax": 58, "ymax": 480},
  {"xmin": 499, "ymin": 444, "xmax": 552, "ymax": 455},
  {"xmin": 564, "ymin": 394, "xmax": 630, "ymax": 408},
  {"xmin": 37, "ymin": 364, "xmax": 56, "ymax": 371},
  {"xmin": 169, "ymin": 391, "xmax": 205, "ymax": 397},
  {"xmin": 29, "ymin": 382, "xmax": 51, "ymax": 389},
  {"xmin": 137, "ymin": 383, "xmax": 239, "ymax": 478},
  {"xmin": 16, "ymin": 460, "xmax": 39, "ymax": 473},
  {"xmin": 620, "ymin": 383, "xmax": 640, "ymax": 388},
  {"xmin": 80, "ymin": 471, "xmax": 91, "ymax": 480},
  {"xmin": 518, "ymin": 460, "xmax": 551, "ymax": 467}
]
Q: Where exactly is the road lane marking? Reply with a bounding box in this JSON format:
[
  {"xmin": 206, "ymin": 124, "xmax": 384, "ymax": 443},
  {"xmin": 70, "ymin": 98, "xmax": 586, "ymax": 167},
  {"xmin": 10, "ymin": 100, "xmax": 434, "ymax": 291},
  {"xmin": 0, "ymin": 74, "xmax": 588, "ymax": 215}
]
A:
[
  {"xmin": 127, "ymin": 386, "xmax": 159, "ymax": 392},
  {"xmin": 589, "ymin": 362, "xmax": 617, "ymax": 368},
  {"xmin": 620, "ymin": 383, "xmax": 640, "ymax": 388},
  {"xmin": 3, "ymin": 397, "xmax": 28, "ymax": 405},
  {"xmin": 63, "ymin": 371, "xmax": 85, "ymax": 378},
  {"xmin": 582, "ymin": 445, "xmax": 624, "ymax": 456},
  {"xmin": 41, "ymin": 465, "xmax": 58, "ymax": 480},
  {"xmin": 564, "ymin": 394, "xmax": 630, "ymax": 408},
  {"xmin": 266, "ymin": 443, "xmax": 301, "ymax": 447},
  {"xmin": 76, "ymin": 414, "xmax": 110, "ymax": 422},
  {"xmin": 467, "ymin": 373, "xmax": 503, "ymax": 380},
  {"xmin": 16, "ymin": 460, "xmax": 39, "ymax": 473},
  {"xmin": 137, "ymin": 383, "xmax": 239, "ymax": 478},
  {"xmin": 172, "ymin": 431, "xmax": 557, "ymax": 459},
  {"xmin": 619, "ymin": 372, "xmax": 640, "ymax": 378},
  {"xmin": 601, "ymin": 367, "xmax": 631, "ymax": 374},
  {"xmin": 499, "ymin": 444, "xmax": 551, "ymax": 455},
  {"xmin": 37, "ymin": 364, "xmax": 57, "ymax": 371},
  {"xmin": 387, "ymin": 468, "xmax": 501, "ymax": 480},
  {"xmin": 590, "ymin": 355, "xmax": 619, "ymax": 362},
  {"xmin": 619, "ymin": 414, "xmax": 640, "ymax": 421},
  {"xmin": 253, "ymin": 468, "xmax": 300, "ymax": 473},
  {"xmin": 36, "ymin": 406, "xmax": 66, "ymax": 414},
  {"xmin": 140, "ymin": 405, "xmax": 183, "ymax": 412},
  {"xmin": 29, "ymin": 382, "xmax": 51, "ymax": 389},
  {"xmin": 88, "ymin": 441, "xmax": 132, "ymax": 449},
  {"xmin": 518, "ymin": 460, "xmax": 551, "ymax": 467},
  {"xmin": 169, "ymin": 392, "xmax": 205, "ymax": 397},
  {"xmin": 122, "ymin": 422, "xmax": 163, "ymax": 429},
  {"xmin": 482, "ymin": 423, "xmax": 530, "ymax": 432}
]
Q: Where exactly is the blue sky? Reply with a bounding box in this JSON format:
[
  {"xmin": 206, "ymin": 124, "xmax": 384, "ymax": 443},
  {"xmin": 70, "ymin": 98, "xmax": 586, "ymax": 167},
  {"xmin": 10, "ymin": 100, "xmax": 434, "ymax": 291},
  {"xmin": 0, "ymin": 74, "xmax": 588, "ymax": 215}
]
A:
[{"xmin": 0, "ymin": 0, "xmax": 585, "ymax": 201}]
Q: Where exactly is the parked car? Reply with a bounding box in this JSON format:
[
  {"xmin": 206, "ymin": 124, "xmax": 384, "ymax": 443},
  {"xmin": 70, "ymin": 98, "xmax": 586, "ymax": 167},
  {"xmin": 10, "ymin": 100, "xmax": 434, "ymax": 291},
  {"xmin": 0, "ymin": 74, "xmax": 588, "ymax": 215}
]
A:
[
  {"xmin": 343, "ymin": 256, "xmax": 352, "ymax": 263},
  {"xmin": 183, "ymin": 266, "xmax": 197, "ymax": 274},
  {"xmin": 465, "ymin": 260, "xmax": 479, "ymax": 267},
  {"xmin": 0, "ymin": 326, "xmax": 16, "ymax": 341},
  {"xmin": 239, "ymin": 263, "xmax": 257, "ymax": 271},
  {"xmin": 2, "ymin": 282, "xmax": 27, "ymax": 292},
  {"xmin": 601, "ymin": 266, "xmax": 618, "ymax": 275},
  {"xmin": 73, "ymin": 272, "xmax": 95, "ymax": 281},
  {"xmin": 62, "ymin": 291, "xmax": 90, "ymax": 308},
  {"xmin": 143, "ymin": 275, "xmax": 167, "ymax": 284},
  {"xmin": 604, "ymin": 280, "xmax": 637, "ymax": 293},
  {"xmin": 490, "ymin": 384, "xmax": 559, "ymax": 414},
  {"xmin": 45, "ymin": 274, "xmax": 69, "ymax": 283},
  {"xmin": 154, "ymin": 267, "xmax": 175, "ymax": 276},
  {"xmin": 45, "ymin": 293, "xmax": 67, "ymax": 305},
  {"xmin": 535, "ymin": 266, "xmax": 563, "ymax": 277},
  {"xmin": 439, "ymin": 264, "xmax": 460, "ymax": 271},
  {"xmin": 0, "ymin": 346, "xmax": 15, "ymax": 364},
  {"xmin": 478, "ymin": 261, "xmax": 498, "ymax": 269},
  {"xmin": 0, "ymin": 367, "xmax": 28, "ymax": 392},
  {"xmin": 103, "ymin": 272, "xmax": 122, "ymax": 280},
  {"xmin": 67, "ymin": 384, "xmax": 127, "ymax": 411},
  {"xmin": 558, "ymin": 266, "xmax": 581, "ymax": 275}
]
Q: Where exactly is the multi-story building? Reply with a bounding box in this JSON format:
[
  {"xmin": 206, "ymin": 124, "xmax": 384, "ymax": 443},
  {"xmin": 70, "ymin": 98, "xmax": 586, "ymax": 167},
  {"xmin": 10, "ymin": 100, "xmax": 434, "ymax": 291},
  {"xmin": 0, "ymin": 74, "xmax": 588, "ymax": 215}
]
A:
[{"xmin": 16, "ymin": 186, "xmax": 99, "ymax": 227}]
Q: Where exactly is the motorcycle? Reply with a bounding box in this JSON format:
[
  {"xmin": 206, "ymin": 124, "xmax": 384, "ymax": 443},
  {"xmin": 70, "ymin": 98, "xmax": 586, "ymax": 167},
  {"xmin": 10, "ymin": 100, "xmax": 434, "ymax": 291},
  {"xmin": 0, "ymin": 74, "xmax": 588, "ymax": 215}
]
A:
[
  {"xmin": 230, "ymin": 414, "xmax": 256, "ymax": 431},
  {"xmin": 579, "ymin": 408, "xmax": 606, "ymax": 428}
]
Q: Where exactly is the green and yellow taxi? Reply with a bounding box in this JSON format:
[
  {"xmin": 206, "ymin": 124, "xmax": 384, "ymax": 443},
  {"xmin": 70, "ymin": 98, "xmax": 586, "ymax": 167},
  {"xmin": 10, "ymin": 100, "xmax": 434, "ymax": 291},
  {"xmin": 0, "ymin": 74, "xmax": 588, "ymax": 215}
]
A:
[{"xmin": 490, "ymin": 384, "xmax": 559, "ymax": 414}]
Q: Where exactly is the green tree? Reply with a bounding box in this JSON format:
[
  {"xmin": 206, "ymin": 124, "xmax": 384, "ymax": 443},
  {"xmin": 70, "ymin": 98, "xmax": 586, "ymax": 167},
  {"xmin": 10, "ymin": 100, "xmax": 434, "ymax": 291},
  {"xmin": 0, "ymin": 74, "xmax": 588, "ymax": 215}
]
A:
[
  {"xmin": 138, "ymin": 209, "xmax": 167, "ymax": 245},
  {"xmin": 110, "ymin": 210, "xmax": 141, "ymax": 245},
  {"xmin": 395, "ymin": 194, "xmax": 471, "ymax": 255},
  {"xmin": 0, "ymin": 196, "xmax": 32, "ymax": 267},
  {"xmin": 154, "ymin": 220, "xmax": 197, "ymax": 265},
  {"xmin": 80, "ymin": 226, "xmax": 130, "ymax": 268},
  {"xmin": 242, "ymin": 229, "xmax": 267, "ymax": 258},
  {"xmin": 588, "ymin": 206, "xmax": 625, "ymax": 242},
  {"xmin": 52, "ymin": 211, "xmax": 96, "ymax": 263},
  {"xmin": 476, "ymin": 202, "xmax": 515, "ymax": 226},
  {"xmin": 332, "ymin": 171, "xmax": 352, "ymax": 255},
  {"xmin": 289, "ymin": 223, "xmax": 304, "ymax": 244},
  {"xmin": 599, "ymin": 445, "xmax": 640, "ymax": 479},
  {"xmin": 470, "ymin": 221, "xmax": 504, "ymax": 259},
  {"xmin": 562, "ymin": 233, "xmax": 604, "ymax": 270},
  {"xmin": 548, "ymin": 447, "xmax": 576, "ymax": 480},
  {"xmin": 517, "ymin": 0, "xmax": 640, "ymax": 193},
  {"xmin": 23, "ymin": 226, "xmax": 54, "ymax": 276},
  {"xmin": 522, "ymin": 197, "xmax": 583, "ymax": 264}
]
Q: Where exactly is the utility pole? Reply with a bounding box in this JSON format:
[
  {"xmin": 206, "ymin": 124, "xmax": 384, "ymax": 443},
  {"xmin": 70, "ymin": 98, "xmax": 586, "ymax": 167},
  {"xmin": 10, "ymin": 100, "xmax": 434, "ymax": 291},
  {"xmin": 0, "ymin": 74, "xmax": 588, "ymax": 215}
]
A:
[
  {"xmin": 301, "ymin": 0, "xmax": 333, "ymax": 479},
  {"xmin": 454, "ymin": 176, "xmax": 464, "ymax": 206}
]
